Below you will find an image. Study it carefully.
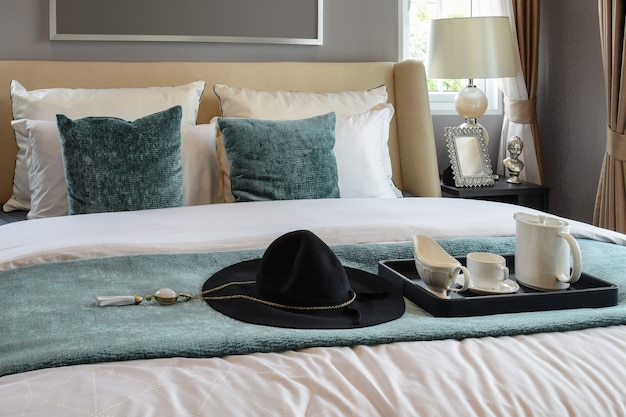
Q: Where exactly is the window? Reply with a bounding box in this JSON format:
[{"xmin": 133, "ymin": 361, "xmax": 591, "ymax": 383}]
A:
[{"xmin": 400, "ymin": 0, "xmax": 502, "ymax": 115}]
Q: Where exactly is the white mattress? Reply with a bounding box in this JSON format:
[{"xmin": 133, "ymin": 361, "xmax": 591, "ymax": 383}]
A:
[{"xmin": 2, "ymin": 197, "xmax": 626, "ymax": 416}]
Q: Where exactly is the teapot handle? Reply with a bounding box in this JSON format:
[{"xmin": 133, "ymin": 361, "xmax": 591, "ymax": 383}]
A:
[
  {"xmin": 555, "ymin": 232, "xmax": 582, "ymax": 284},
  {"xmin": 449, "ymin": 266, "xmax": 471, "ymax": 293}
]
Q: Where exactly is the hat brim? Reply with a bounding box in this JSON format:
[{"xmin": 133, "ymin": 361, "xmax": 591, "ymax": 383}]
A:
[{"xmin": 202, "ymin": 259, "xmax": 405, "ymax": 329}]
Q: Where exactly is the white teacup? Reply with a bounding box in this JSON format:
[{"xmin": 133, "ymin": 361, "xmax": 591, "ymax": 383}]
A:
[
  {"xmin": 413, "ymin": 235, "xmax": 470, "ymax": 299},
  {"xmin": 466, "ymin": 252, "xmax": 509, "ymax": 290}
]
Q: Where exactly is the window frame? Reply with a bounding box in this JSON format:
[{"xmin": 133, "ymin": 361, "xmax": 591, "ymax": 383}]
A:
[{"xmin": 399, "ymin": 0, "xmax": 504, "ymax": 116}]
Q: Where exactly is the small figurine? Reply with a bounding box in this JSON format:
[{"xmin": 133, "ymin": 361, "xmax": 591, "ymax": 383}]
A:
[{"xmin": 503, "ymin": 136, "xmax": 524, "ymax": 184}]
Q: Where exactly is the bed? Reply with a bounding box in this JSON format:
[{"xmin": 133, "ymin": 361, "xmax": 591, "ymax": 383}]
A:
[{"xmin": 1, "ymin": 60, "xmax": 626, "ymax": 417}]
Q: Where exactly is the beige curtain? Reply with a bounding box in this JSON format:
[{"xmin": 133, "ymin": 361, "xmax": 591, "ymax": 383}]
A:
[
  {"xmin": 593, "ymin": 0, "xmax": 626, "ymax": 232},
  {"xmin": 495, "ymin": 0, "xmax": 544, "ymax": 185}
]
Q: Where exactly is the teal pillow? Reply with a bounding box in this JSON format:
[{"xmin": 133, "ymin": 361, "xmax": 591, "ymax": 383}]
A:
[
  {"xmin": 57, "ymin": 106, "xmax": 184, "ymax": 215},
  {"xmin": 218, "ymin": 113, "xmax": 340, "ymax": 202}
]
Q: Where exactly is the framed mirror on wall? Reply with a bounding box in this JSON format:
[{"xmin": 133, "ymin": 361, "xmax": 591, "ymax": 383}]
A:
[{"xmin": 444, "ymin": 126, "xmax": 494, "ymax": 187}]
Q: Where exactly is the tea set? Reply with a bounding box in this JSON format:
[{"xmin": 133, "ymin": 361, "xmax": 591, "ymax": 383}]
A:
[{"xmin": 413, "ymin": 212, "xmax": 582, "ymax": 299}]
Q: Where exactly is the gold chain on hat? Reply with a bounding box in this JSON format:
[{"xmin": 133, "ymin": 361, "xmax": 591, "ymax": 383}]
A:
[{"xmin": 200, "ymin": 280, "xmax": 357, "ymax": 311}]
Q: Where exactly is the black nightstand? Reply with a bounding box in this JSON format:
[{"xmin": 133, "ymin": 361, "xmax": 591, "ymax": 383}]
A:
[
  {"xmin": 0, "ymin": 210, "xmax": 27, "ymax": 226},
  {"xmin": 440, "ymin": 179, "xmax": 550, "ymax": 211}
]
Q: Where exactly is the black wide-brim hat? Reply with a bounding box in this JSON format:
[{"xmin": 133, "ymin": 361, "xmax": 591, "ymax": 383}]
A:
[{"xmin": 201, "ymin": 230, "xmax": 405, "ymax": 329}]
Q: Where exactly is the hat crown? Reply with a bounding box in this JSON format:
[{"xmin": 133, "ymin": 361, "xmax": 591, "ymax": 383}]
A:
[{"xmin": 257, "ymin": 230, "xmax": 352, "ymax": 307}]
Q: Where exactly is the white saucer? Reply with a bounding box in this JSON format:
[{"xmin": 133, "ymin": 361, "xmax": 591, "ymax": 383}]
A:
[
  {"xmin": 457, "ymin": 276, "xmax": 520, "ymax": 295},
  {"xmin": 470, "ymin": 279, "xmax": 519, "ymax": 295},
  {"xmin": 517, "ymin": 281, "xmax": 569, "ymax": 292}
]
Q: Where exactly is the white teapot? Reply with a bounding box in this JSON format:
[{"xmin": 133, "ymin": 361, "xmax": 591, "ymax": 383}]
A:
[{"xmin": 513, "ymin": 212, "xmax": 582, "ymax": 290}]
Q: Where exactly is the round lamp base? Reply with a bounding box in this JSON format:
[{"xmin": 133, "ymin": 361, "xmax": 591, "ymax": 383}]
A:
[{"xmin": 455, "ymin": 85, "xmax": 488, "ymax": 120}]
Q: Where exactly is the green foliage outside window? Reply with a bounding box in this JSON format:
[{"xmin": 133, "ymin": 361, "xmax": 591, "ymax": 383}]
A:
[{"xmin": 408, "ymin": 0, "xmax": 470, "ymax": 93}]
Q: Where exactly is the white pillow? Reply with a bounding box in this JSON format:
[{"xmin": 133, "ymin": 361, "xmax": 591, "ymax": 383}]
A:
[
  {"xmin": 4, "ymin": 80, "xmax": 206, "ymax": 212},
  {"xmin": 214, "ymin": 83, "xmax": 389, "ymax": 119},
  {"xmin": 216, "ymin": 104, "xmax": 399, "ymax": 203},
  {"xmin": 334, "ymin": 104, "xmax": 398, "ymax": 198},
  {"xmin": 13, "ymin": 120, "xmax": 69, "ymax": 219},
  {"xmin": 180, "ymin": 123, "xmax": 222, "ymax": 206},
  {"xmin": 11, "ymin": 119, "xmax": 220, "ymax": 219}
]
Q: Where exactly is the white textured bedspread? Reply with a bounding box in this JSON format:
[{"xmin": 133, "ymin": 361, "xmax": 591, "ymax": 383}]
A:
[{"xmin": 1, "ymin": 197, "xmax": 624, "ymax": 271}]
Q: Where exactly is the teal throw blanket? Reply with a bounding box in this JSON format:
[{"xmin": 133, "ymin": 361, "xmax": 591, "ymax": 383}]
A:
[{"xmin": 2, "ymin": 237, "xmax": 625, "ymax": 377}]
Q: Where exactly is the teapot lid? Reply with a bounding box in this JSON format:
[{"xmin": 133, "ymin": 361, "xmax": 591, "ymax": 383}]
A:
[{"xmin": 513, "ymin": 212, "xmax": 569, "ymax": 227}]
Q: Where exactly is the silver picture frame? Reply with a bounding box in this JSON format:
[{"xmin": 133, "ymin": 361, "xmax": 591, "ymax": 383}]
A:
[
  {"xmin": 444, "ymin": 126, "xmax": 495, "ymax": 187},
  {"xmin": 50, "ymin": 0, "xmax": 323, "ymax": 45}
]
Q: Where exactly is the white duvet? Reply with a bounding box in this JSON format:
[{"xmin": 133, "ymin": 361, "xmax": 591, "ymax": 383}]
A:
[
  {"xmin": 2, "ymin": 197, "xmax": 626, "ymax": 416},
  {"xmin": 1, "ymin": 197, "xmax": 625, "ymax": 271},
  {"xmin": 2, "ymin": 326, "xmax": 626, "ymax": 417}
]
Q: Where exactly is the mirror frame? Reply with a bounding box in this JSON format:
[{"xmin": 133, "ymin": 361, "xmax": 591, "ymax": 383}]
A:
[
  {"xmin": 444, "ymin": 126, "xmax": 495, "ymax": 187},
  {"xmin": 49, "ymin": 0, "xmax": 323, "ymax": 45}
]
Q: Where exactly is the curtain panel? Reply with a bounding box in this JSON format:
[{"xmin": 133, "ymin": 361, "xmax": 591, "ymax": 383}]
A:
[
  {"xmin": 593, "ymin": 0, "xmax": 626, "ymax": 233},
  {"xmin": 495, "ymin": 0, "xmax": 543, "ymax": 185}
]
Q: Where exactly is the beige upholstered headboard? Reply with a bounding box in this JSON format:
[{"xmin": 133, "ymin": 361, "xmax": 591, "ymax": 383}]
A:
[{"xmin": 0, "ymin": 59, "xmax": 441, "ymax": 204}]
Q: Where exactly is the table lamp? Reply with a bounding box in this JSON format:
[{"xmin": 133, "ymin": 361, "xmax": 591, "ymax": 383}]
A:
[{"xmin": 426, "ymin": 16, "xmax": 517, "ymax": 145}]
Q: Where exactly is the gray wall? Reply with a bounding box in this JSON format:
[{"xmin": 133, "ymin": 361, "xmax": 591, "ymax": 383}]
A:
[
  {"xmin": 0, "ymin": 0, "xmax": 398, "ymax": 62},
  {"xmin": 0, "ymin": 0, "xmax": 608, "ymax": 223},
  {"xmin": 537, "ymin": 1, "xmax": 606, "ymax": 223}
]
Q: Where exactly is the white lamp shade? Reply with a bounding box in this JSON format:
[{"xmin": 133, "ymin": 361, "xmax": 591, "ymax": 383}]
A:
[{"xmin": 427, "ymin": 16, "xmax": 517, "ymax": 80}]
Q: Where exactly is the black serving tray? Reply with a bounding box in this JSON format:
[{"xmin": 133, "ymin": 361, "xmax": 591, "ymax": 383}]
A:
[{"xmin": 378, "ymin": 255, "xmax": 618, "ymax": 317}]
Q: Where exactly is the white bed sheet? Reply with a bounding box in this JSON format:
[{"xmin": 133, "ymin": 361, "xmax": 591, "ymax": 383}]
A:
[
  {"xmin": 2, "ymin": 325, "xmax": 625, "ymax": 417},
  {"xmin": 1, "ymin": 197, "xmax": 624, "ymax": 271}
]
